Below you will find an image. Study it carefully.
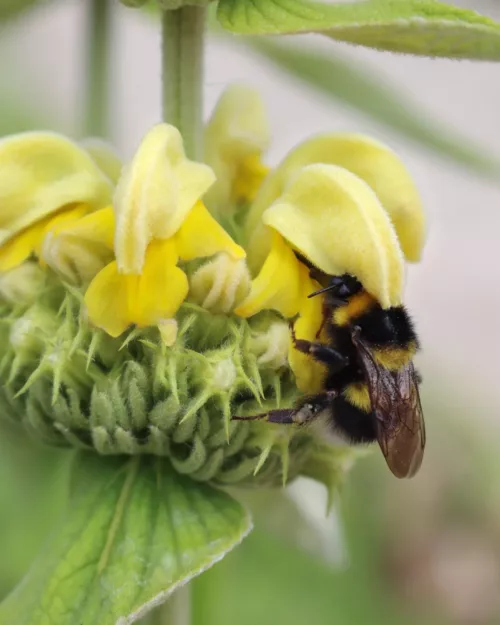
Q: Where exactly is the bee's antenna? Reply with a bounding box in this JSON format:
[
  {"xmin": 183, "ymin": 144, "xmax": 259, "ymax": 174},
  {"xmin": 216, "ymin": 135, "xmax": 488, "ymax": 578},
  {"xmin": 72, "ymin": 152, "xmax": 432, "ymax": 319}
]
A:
[{"xmin": 307, "ymin": 285, "xmax": 336, "ymax": 298}]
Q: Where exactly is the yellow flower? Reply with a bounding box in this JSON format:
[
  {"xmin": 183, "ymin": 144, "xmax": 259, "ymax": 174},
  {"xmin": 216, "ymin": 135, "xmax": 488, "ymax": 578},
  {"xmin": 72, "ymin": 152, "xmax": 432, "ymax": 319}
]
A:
[
  {"xmin": 204, "ymin": 85, "xmax": 271, "ymax": 214},
  {"xmin": 235, "ymin": 133, "xmax": 425, "ymax": 391},
  {"xmin": 245, "ymin": 133, "xmax": 425, "ymax": 272},
  {"xmin": 80, "ymin": 124, "xmax": 245, "ymax": 339},
  {"xmin": 0, "ymin": 132, "xmax": 112, "ymax": 274}
]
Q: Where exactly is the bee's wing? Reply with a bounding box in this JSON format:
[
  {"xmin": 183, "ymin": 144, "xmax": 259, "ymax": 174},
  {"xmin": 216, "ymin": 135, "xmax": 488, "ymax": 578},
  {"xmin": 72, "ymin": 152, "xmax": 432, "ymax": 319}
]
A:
[{"xmin": 352, "ymin": 331, "xmax": 426, "ymax": 478}]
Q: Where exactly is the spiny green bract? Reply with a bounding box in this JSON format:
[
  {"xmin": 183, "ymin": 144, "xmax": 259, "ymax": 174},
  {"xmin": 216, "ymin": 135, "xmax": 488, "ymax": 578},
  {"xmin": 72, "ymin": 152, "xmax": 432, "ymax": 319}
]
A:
[{"xmin": 0, "ymin": 270, "xmax": 345, "ymax": 491}]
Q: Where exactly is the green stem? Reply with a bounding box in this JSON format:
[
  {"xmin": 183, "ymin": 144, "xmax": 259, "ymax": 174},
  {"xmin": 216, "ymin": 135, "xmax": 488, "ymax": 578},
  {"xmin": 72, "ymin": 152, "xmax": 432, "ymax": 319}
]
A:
[
  {"xmin": 155, "ymin": 584, "xmax": 191, "ymax": 625},
  {"xmin": 161, "ymin": 6, "xmax": 206, "ymax": 160},
  {"xmin": 83, "ymin": 0, "xmax": 111, "ymax": 137}
]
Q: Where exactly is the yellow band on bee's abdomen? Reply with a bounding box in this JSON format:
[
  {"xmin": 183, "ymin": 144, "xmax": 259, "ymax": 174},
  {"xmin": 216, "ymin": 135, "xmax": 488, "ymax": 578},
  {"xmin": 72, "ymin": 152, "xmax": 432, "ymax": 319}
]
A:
[
  {"xmin": 343, "ymin": 383, "xmax": 371, "ymax": 412},
  {"xmin": 373, "ymin": 341, "xmax": 417, "ymax": 370}
]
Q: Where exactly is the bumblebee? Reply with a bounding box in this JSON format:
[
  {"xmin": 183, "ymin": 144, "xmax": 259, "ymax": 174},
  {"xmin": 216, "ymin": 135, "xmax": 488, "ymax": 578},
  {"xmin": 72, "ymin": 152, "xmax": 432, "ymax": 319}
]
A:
[{"xmin": 235, "ymin": 272, "xmax": 426, "ymax": 479}]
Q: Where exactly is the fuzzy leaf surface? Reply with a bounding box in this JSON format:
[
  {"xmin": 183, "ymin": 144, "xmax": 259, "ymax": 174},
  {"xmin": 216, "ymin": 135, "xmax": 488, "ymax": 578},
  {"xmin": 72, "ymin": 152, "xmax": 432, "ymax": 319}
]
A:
[
  {"xmin": 217, "ymin": 0, "xmax": 500, "ymax": 60},
  {"xmin": 0, "ymin": 453, "xmax": 252, "ymax": 625}
]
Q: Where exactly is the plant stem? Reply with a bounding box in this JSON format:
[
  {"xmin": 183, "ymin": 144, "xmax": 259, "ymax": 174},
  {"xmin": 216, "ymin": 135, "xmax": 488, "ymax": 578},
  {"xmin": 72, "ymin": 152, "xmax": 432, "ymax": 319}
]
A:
[
  {"xmin": 84, "ymin": 0, "xmax": 111, "ymax": 137},
  {"xmin": 156, "ymin": 584, "xmax": 191, "ymax": 625},
  {"xmin": 161, "ymin": 6, "xmax": 206, "ymax": 160}
]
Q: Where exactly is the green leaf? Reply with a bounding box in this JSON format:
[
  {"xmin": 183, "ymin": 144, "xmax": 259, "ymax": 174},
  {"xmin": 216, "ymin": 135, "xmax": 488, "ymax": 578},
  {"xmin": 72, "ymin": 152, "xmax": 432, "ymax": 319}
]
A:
[
  {"xmin": 0, "ymin": 453, "xmax": 252, "ymax": 625},
  {"xmin": 247, "ymin": 38, "xmax": 500, "ymax": 178},
  {"xmin": 217, "ymin": 0, "xmax": 500, "ymax": 60}
]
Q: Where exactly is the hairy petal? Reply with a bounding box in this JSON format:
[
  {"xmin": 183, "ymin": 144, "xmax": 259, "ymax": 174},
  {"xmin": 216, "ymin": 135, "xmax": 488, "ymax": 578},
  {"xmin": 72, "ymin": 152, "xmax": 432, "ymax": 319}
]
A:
[
  {"xmin": 113, "ymin": 124, "xmax": 215, "ymax": 274},
  {"xmin": 263, "ymin": 164, "xmax": 404, "ymax": 308}
]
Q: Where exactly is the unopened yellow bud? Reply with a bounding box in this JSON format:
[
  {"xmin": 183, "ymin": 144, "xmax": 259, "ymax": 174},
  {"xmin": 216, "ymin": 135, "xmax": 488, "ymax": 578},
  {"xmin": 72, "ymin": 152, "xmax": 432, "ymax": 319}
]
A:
[
  {"xmin": 0, "ymin": 262, "xmax": 45, "ymax": 305},
  {"xmin": 205, "ymin": 84, "xmax": 270, "ymax": 212},
  {"xmin": 190, "ymin": 253, "xmax": 251, "ymax": 314}
]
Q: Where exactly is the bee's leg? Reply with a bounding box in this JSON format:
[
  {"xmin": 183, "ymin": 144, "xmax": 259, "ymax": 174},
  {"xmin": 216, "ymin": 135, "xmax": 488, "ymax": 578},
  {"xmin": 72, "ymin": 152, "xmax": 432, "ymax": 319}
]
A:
[
  {"xmin": 233, "ymin": 408, "xmax": 297, "ymax": 424},
  {"xmin": 233, "ymin": 391, "xmax": 338, "ymax": 425},
  {"xmin": 290, "ymin": 323, "xmax": 348, "ymax": 373}
]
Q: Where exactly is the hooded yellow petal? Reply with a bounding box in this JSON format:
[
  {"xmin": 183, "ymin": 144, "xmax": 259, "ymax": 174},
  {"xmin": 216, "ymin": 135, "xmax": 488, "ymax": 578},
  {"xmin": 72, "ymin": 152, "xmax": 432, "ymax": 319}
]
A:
[
  {"xmin": 0, "ymin": 132, "xmax": 112, "ymax": 246},
  {"xmin": 288, "ymin": 283, "xmax": 328, "ymax": 394},
  {"xmin": 204, "ymin": 84, "xmax": 270, "ymax": 212},
  {"xmin": 234, "ymin": 231, "xmax": 305, "ymax": 318},
  {"xmin": 246, "ymin": 133, "xmax": 424, "ymax": 270},
  {"xmin": 113, "ymin": 124, "xmax": 215, "ymax": 274},
  {"xmin": 41, "ymin": 207, "xmax": 115, "ymax": 283},
  {"xmin": 263, "ymin": 165, "xmax": 404, "ymax": 309},
  {"xmin": 175, "ymin": 201, "xmax": 245, "ymax": 261}
]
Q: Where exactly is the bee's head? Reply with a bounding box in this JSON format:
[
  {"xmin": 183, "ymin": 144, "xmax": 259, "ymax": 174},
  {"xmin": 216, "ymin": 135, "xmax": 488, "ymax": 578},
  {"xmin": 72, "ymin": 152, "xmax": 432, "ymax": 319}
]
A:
[
  {"xmin": 308, "ymin": 273, "xmax": 362, "ymax": 304},
  {"xmin": 328, "ymin": 274, "xmax": 362, "ymax": 299}
]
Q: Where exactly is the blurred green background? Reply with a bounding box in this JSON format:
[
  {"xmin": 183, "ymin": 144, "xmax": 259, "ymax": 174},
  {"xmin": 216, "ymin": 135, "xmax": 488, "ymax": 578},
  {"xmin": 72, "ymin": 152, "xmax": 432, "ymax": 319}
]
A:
[{"xmin": 1, "ymin": 2, "xmax": 500, "ymax": 625}]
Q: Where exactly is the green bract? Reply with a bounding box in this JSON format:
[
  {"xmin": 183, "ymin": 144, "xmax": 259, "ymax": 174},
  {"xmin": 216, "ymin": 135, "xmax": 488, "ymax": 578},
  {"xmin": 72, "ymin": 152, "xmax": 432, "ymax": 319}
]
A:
[{"xmin": 0, "ymin": 278, "xmax": 326, "ymax": 488}]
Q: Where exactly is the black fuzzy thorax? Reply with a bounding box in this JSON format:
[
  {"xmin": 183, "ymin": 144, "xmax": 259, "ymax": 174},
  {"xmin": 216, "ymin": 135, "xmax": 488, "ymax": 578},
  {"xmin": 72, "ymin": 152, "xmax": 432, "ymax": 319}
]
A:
[{"xmin": 354, "ymin": 304, "xmax": 418, "ymax": 349}]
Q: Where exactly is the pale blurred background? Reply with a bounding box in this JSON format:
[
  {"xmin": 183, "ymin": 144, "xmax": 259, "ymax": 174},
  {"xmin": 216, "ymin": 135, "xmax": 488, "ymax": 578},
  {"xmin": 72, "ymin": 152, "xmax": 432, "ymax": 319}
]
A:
[{"xmin": 1, "ymin": 2, "xmax": 500, "ymax": 624}]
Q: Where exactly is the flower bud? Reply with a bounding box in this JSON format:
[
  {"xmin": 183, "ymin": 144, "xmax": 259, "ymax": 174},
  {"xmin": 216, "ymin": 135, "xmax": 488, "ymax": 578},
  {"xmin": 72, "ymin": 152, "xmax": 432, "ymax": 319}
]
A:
[
  {"xmin": 190, "ymin": 253, "xmax": 251, "ymax": 313},
  {"xmin": 0, "ymin": 262, "xmax": 45, "ymax": 305}
]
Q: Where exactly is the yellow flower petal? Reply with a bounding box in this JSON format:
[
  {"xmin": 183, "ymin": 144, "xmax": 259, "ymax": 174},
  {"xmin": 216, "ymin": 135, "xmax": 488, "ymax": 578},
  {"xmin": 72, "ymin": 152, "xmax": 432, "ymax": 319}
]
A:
[
  {"xmin": 84, "ymin": 239, "xmax": 189, "ymax": 337},
  {"xmin": 175, "ymin": 201, "xmax": 245, "ymax": 261},
  {"xmin": 204, "ymin": 85, "xmax": 270, "ymax": 212},
  {"xmin": 0, "ymin": 219, "xmax": 46, "ymax": 272},
  {"xmin": 245, "ymin": 133, "xmax": 424, "ymax": 270},
  {"xmin": 235, "ymin": 231, "xmax": 305, "ymax": 318},
  {"xmin": 288, "ymin": 283, "xmax": 328, "ymax": 394},
  {"xmin": 113, "ymin": 124, "xmax": 215, "ymax": 274},
  {"xmin": 263, "ymin": 165, "xmax": 404, "ymax": 309},
  {"xmin": 41, "ymin": 207, "xmax": 115, "ymax": 283},
  {"xmin": 0, "ymin": 132, "xmax": 112, "ymax": 246},
  {"xmin": 80, "ymin": 137, "xmax": 123, "ymax": 184},
  {"xmin": 131, "ymin": 239, "xmax": 188, "ymax": 327},
  {"xmin": 35, "ymin": 204, "xmax": 89, "ymax": 257},
  {"xmin": 84, "ymin": 261, "xmax": 137, "ymax": 337},
  {"xmin": 0, "ymin": 204, "xmax": 88, "ymax": 272},
  {"xmin": 231, "ymin": 153, "xmax": 270, "ymax": 206}
]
